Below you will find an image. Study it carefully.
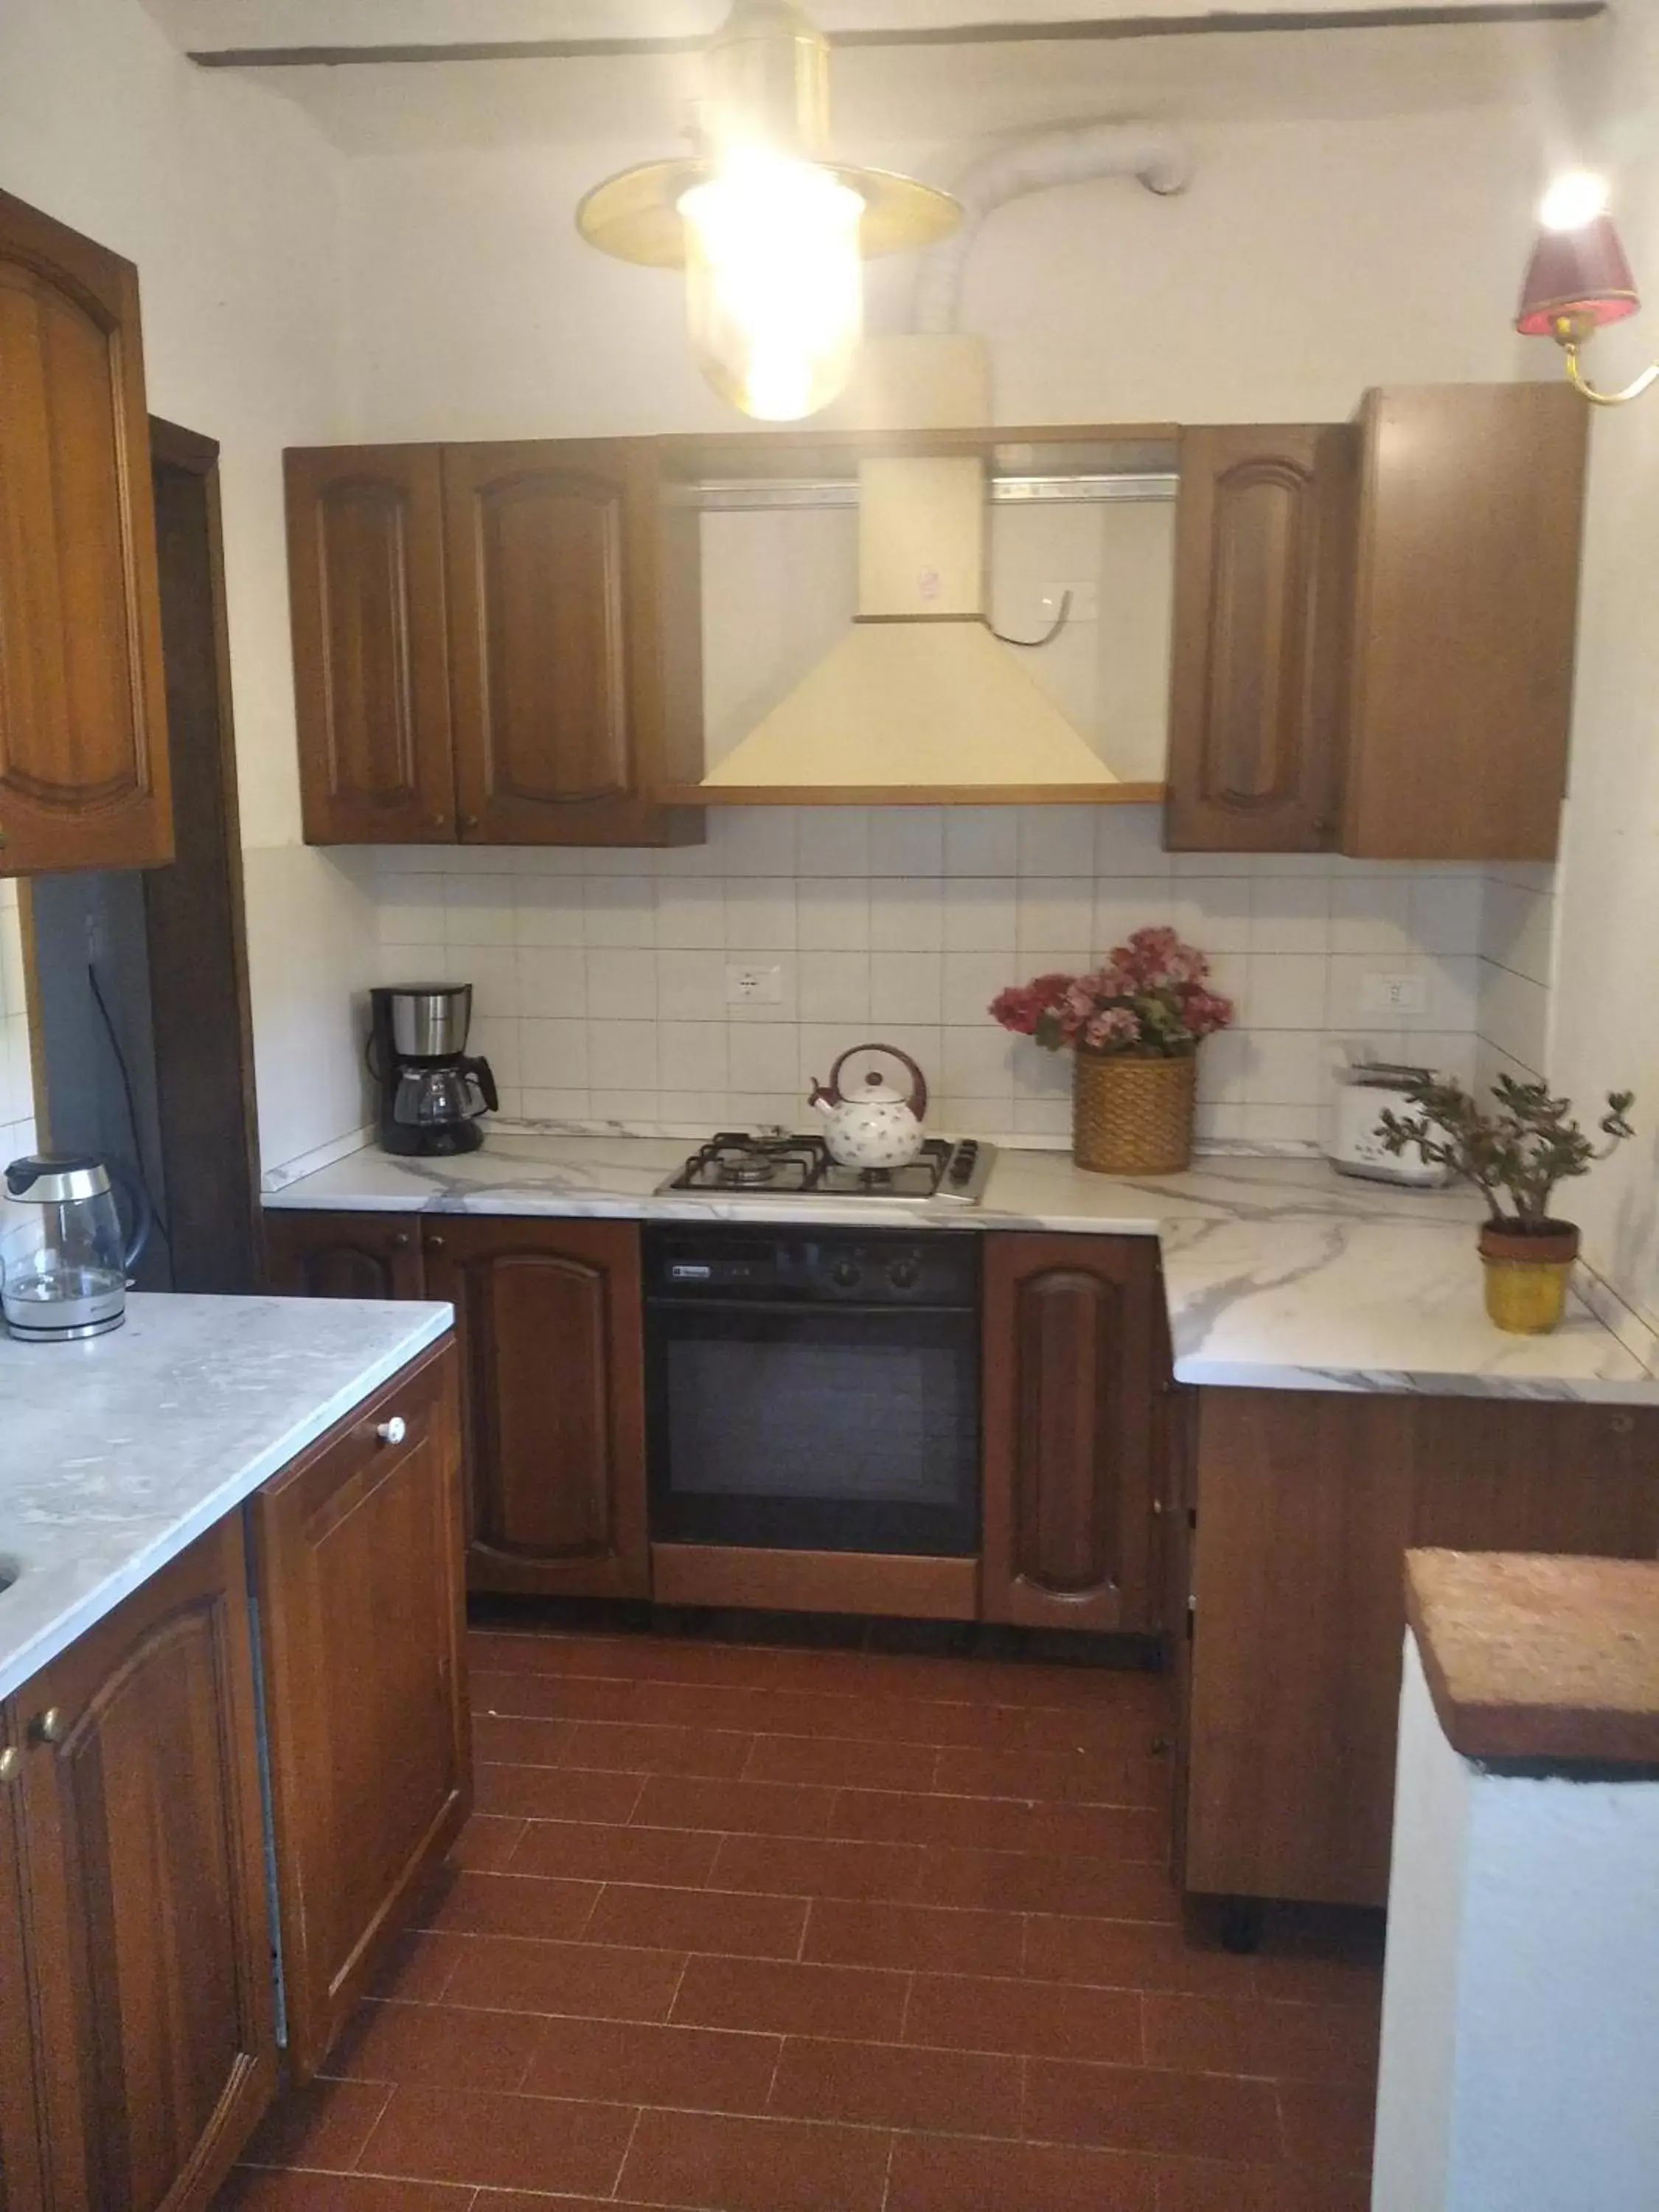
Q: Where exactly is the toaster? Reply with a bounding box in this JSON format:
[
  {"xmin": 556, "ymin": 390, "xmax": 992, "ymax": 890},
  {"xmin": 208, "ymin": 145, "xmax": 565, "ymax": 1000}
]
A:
[{"xmin": 1329, "ymin": 1063, "xmax": 1450, "ymax": 1187}]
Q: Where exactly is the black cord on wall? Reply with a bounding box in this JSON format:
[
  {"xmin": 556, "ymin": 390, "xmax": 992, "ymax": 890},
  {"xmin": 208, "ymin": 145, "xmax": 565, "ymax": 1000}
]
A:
[{"xmin": 86, "ymin": 959, "xmax": 174, "ymax": 1265}]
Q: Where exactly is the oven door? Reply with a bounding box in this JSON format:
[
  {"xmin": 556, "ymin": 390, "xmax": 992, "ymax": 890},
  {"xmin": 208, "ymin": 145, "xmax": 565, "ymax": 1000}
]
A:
[{"xmin": 646, "ymin": 1296, "xmax": 981, "ymax": 1556}]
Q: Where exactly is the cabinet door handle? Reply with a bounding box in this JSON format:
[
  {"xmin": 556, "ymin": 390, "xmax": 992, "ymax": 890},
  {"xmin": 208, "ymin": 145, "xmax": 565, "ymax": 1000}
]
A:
[
  {"xmin": 29, "ymin": 1708, "xmax": 65, "ymax": 1747},
  {"xmin": 376, "ymin": 1416, "xmax": 408, "ymax": 1446},
  {"xmin": 390, "ymin": 1231, "xmax": 411, "ymax": 1251},
  {"xmin": 0, "ymin": 1746, "xmax": 18, "ymax": 1784},
  {"xmin": 426, "ymin": 1233, "xmax": 445, "ymax": 1251},
  {"xmin": 459, "ymin": 813, "xmax": 479, "ymax": 833}
]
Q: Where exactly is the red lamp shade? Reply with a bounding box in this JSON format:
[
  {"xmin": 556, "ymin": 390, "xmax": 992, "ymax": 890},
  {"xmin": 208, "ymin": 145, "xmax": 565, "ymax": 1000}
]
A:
[{"xmin": 1516, "ymin": 211, "xmax": 1641, "ymax": 336}]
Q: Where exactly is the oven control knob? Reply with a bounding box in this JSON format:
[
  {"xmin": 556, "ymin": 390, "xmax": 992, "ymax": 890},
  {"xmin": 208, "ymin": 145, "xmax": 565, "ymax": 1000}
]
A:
[
  {"xmin": 888, "ymin": 1256, "xmax": 920, "ymax": 1290},
  {"xmin": 830, "ymin": 1258, "xmax": 862, "ymax": 1290}
]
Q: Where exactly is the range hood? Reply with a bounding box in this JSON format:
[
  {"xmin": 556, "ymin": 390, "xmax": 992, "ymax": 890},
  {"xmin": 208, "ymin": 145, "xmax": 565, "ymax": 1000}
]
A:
[{"xmin": 699, "ymin": 455, "xmax": 1123, "ymax": 791}]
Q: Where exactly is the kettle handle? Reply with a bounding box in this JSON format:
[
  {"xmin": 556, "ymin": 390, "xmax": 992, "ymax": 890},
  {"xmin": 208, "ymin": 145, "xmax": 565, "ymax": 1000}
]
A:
[
  {"xmin": 821, "ymin": 1043, "xmax": 928, "ymax": 1123},
  {"xmin": 104, "ymin": 1158, "xmax": 153, "ymax": 1274}
]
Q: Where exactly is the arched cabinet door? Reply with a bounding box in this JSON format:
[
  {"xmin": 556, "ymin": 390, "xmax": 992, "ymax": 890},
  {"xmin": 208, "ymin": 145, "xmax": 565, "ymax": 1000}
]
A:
[
  {"xmin": 0, "ymin": 187, "xmax": 172, "ymax": 873},
  {"xmin": 421, "ymin": 1216, "xmax": 649, "ymax": 1597},
  {"xmin": 981, "ymin": 1232, "xmax": 1164, "ymax": 1632},
  {"xmin": 1164, "ymin": 423, "xmax": 1356, "ymax": 855},
  {"xmin": 264, "ymin": 1209, "xmax": 425, "ymax": 1302}
]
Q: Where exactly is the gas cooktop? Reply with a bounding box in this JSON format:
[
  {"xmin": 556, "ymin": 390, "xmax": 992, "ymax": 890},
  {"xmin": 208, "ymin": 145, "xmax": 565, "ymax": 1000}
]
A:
[{"xmin": 658, "ymin": 1131, "xmax": 995, "ymax": 1207}]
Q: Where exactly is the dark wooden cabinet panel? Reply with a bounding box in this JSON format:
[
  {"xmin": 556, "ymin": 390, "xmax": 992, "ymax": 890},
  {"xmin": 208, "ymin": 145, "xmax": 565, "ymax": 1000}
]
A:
[
  {"xmin": 1344, "ymin": 383, "xmax": 1587, "ymax": 860},
  {"xmin": 981, "ymin": 1232, "xmax": 1163, "ymax": 1632},
  {"xmin": 1183, "ymin": 1391, "xmax": 1659, "ymax": 1909},
  {"xmin": 7, "ymin": 1518, "xmax": 276, "ymax": 2212},
  {"xmin": 264, "ymin": 1208, "xmax": 426, "ymax": 1301},
  {"xmin": 253, "ymin": 1339, "xmax": 469, "ymax": 2081},
  {"xmin": 422, "ymin": 1216, "xmax": 649, "ymax": 1597},
  {"xmin": 443, "ymin": 440, "xmax": 702, "ymax": 848},
  {"xmin": 0, "ymin": 1713, "xmax": 48, "ymax": 2212},
  {"xmin": 0, "ymin": 186, "xmax": 172, "ymax": 874},
  {"xmin": 285, "ymin": 445, "xmax": 456, "ymax": 844},
  {"xmin": 1165, "ymin": 424, "xmax": 1355, "ymax": 853}
]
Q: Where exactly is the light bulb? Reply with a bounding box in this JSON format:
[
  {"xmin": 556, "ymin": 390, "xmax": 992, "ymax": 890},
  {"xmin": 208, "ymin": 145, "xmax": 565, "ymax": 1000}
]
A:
[
  {"xmin": 1540, "ymin": 170, "xmax": 1610, "ymax": 234},
  {"xmin": 679, "ymin": 150, "xmax": 865, "ymax": 421}
]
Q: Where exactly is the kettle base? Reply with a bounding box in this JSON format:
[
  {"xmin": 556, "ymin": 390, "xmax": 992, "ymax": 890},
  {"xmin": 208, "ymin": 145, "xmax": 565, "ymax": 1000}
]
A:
[{"xmin": 3, "ymin": 1310, "xmax": 127, "ymax": 1343}]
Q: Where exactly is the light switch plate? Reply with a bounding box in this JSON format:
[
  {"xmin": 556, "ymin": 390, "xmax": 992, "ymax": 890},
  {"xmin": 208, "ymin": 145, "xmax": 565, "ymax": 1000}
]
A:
[
  {"xmin": 725, "ymin": 963, "xmax": 783, "ymax": 1006},
  {"xmin": 1360, "ymin": 970, "xmax": 1429, "ymax": 1015}
]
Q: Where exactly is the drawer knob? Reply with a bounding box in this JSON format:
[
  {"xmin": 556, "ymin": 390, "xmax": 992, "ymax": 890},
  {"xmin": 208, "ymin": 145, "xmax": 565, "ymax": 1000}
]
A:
[
  {"xmin": 29, "ymin": 1709, "xmax": 65, "ymax": 1747},
  {"xmin": 376, "ymin": 1416, "xmax": 408, "ymax": 1446},
  {"xmin": 0, "ymin": 1746, "xmax": 18, "ymax": 1784}
]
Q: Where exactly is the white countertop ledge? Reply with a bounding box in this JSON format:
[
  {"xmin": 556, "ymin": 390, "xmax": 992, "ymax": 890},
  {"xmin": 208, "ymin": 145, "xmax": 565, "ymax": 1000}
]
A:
[
  {"xmin": 265, "ymin": 1132, "xmax": 1659, "ymax": 1406},
  {"xmin": 0, "ymin": 1293, "xmax": 453, "ymax": 1702}
]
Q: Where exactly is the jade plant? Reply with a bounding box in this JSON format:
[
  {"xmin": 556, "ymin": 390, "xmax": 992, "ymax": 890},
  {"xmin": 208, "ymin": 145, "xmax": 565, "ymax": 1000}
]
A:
[{"xmin": 1377, "ymin": 1073, "xmax": 1635, "ymax": 1231}]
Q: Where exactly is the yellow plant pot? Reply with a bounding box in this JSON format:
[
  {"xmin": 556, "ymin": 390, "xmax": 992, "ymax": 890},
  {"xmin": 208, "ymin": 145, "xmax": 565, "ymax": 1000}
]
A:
[
  {"xmin": 1478, "ymin": 1222, "xmax": 1579, "ymax": 1335},
  {"xmin": 1072, "ymin": 1050, "xmax": 1197, "ymax": 1176}
]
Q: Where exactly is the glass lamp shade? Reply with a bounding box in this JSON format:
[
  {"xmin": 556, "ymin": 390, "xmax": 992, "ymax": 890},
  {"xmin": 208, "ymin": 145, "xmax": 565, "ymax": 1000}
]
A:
[
  {"xmin": 1516, "ymin": 212, "xmax": 1641, "ymax": 336},
  {"xmin": 679, "ymin": 152, "xmax": 866, "ymax": 420}
]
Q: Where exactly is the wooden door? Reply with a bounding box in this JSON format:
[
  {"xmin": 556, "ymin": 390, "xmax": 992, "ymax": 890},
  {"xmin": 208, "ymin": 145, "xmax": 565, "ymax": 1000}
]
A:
[
  {"xmin": 265, "ymin": 1208, "xmax": 426, "ymax": 1300},
  {"xmin": 443, "ymin": 439, "xmax": 702, "ymax": 848},
  {"xmin": 981, "ymin": 1232, "xmax": 1164, "ymax": 1632},
  {"xmin": 1183, "ymin": 1391, "xmax": 1659, "ymax": 1909},
  {"xmin": 285, "ymin": 445, "xmax": 456, "ymax": 844},
  {"xmin": 9, "ymin": 1517, "xmax": 276, "ymax": 2212},
  {"xmin": 253, "ymin": 1340, "xmax": 469, "ymax": 2081},
  {"xmin": 0, "ymin": 186, "xmax": 172, "ymax": 874},
  {"xmin": 1164, "ymin": 423, "xmax": 1356, "ymax": 853},
  {"xmin": 1343, "ymin": 383, "xmax": 1587, "ymax": 860},
  {"xmin": 0, "ymin": 1711, "xmax": 48, "ymax": 2212},
  {"xmin": 422, "ymin": 1215, "xmax": 650, "ymax": 1597}
]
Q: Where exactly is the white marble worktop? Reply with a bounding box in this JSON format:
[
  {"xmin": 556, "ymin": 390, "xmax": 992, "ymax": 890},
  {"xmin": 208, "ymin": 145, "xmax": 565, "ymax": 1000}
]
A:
[
  {"xmin": 0, "ymin": 1293, "xmax": 452, "ymax": 1701},
  {"xmin": 265, "ymin": 1132, "xmax": 1659, "ymax": 1405}
]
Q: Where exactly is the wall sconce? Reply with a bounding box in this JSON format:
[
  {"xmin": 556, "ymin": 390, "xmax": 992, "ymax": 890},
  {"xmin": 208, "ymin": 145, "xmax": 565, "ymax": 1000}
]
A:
[
  {"xmin": 1516, "ymin": 173, "xmax": 1659, "ymax": 406},
  {"xmin": 576, "ymin": 0, "xmax": 959, "ymax": 421}
]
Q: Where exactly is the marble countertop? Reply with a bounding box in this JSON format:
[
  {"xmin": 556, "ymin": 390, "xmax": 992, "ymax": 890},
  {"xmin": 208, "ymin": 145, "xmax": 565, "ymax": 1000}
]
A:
[
  {"xmin": 0, "ymin": 1293, "xmax": 453, "ymax": 1701},
  {"xmin": 265, "ymin": 1133, "xmax": 1659, "ymax": 1405}
]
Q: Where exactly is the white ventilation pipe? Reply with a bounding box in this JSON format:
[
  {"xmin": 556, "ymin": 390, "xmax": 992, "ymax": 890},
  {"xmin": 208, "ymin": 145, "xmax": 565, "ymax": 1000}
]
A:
[{"xmin": 912, "ymin": 122, "xmax": 1191, "ymax": 335}]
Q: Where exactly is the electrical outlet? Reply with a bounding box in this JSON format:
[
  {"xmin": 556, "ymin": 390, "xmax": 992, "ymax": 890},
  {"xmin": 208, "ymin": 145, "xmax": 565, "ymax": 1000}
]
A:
[
  {"xmin": 1360, "ymin": 970, "xmax": 1429, "ymax": 1015},
  {"xmin": 725, "ymin": 963, "xmax": 782, "ymax": 1006}
]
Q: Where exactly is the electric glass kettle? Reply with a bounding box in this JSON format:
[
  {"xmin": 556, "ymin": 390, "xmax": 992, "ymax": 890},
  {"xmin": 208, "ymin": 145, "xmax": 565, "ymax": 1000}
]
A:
[{"xmin": 0, "ymin": 1155, "xmax": 153, "ymax": 1343}]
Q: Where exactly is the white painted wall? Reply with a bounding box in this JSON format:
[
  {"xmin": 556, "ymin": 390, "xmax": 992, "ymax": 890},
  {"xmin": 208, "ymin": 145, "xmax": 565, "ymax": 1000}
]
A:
[{"xmin": 0, "ymin": 889, "xmax": 35, "ymax": 1167}]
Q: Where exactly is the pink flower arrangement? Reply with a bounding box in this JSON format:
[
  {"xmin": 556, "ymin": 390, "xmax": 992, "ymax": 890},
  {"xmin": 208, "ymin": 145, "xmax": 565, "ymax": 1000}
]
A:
[{"xmin": 990, "ymin": 928, "xmax": 1235, "ymax": 1060}]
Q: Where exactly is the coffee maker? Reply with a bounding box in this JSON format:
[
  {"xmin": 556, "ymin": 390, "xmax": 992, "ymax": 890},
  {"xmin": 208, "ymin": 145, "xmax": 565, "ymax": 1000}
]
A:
[{"xmin": 368, "ymin": 984, "xmax": 498, "ymax": 1156}]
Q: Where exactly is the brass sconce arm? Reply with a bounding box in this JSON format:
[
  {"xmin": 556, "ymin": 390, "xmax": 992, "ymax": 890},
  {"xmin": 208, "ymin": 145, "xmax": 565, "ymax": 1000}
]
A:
[{"xmin": 1564, "ymin": 341, "xmax": 1659, "ymax": 408}]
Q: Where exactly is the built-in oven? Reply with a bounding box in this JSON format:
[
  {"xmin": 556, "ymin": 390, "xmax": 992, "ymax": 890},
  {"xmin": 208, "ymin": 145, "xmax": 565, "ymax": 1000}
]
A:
[{"xmin": 644, "ymin": 1225, "xmax": 981, "ymax": 1557}]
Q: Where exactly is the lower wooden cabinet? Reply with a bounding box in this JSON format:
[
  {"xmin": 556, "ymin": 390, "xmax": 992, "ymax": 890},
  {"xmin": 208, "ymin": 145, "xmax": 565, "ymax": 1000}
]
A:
[
  {"xmin": 265, "ymin": 1208, "xmax": 426, "ymax": 1301},
  {"xmin": 981, "ymin": 1232, "xmax": 1164, "ymax": 1632},
  {"xmin": 0, "ymin": 1518, "xmax": 276, "ymax": 2212},
  {"xmin": 422, "ymin": 1217, "xmax": 650, "ymax": 1599},
  {"xmin": 1181, "ymin": 1389, "xmax": 1659, "ymax": 1908},
  {"xmin": 252, "ymin": 1338, "xmax": 469, "ymax": 2082}
]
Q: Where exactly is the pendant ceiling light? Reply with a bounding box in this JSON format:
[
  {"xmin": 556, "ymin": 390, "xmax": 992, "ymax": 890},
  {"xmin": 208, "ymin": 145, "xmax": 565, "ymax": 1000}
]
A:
[{"xmin": 577, "ymin": 0, "xmax": 961, "ymax": 421}]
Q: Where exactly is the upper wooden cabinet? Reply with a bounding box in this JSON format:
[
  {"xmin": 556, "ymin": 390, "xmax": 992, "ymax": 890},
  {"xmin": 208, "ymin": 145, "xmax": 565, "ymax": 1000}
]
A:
[
  {"xmin": 981, "ymin": 1231, "xmax": 1164, "ymax": 1634},
  {"xmin": 286, "ymin": 437, "xmax": 704, "ymax": 849},
  {"xmin": 0, "ymin": 187, "xmax": 172, "ymax": 874},
  {"xmin": 1164, "ymin": 424, "xmax": 1355, "ymax": 854},
  {"xmin": 1166, "ymin": 384, "xmax": 1587, "ymax": 860},
  {"xmin": 1, "ymin": 1517, "xmax": 276, "ymax": 2212}
]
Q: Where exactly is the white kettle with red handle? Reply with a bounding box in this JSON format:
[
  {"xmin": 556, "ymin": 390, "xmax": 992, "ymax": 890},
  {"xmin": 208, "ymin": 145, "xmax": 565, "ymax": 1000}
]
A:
[{"xmin": 808, "ymin": 1043, "xmax": 930, "ymax": 1169}]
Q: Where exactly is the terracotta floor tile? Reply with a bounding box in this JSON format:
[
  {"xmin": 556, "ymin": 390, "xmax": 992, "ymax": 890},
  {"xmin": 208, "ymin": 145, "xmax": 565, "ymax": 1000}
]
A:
[
  {"xmin": 633, "ymin": 1773, "xmax": 838, "ymax": 1838},
  {"xmin": 411, "ymin": 1868, "xmax": 600, "ymax": 1942},
  {"xmin": 521, "ymin": 2014, "xmax": 781, "ymax": 2113},
  {"xmin": 1250, "ymin": 2001, "xmax": 1380, "ymax": 2087},
  {"xmin": 673, "ymin": 1953, "xmax": 909, "ymax": 2041},
  {"xmin": 710, "ymin": 1832, "xmax": 924, "ymax": 1905},
  {"xmin": 1142, "ymin": 1993, "xmax": 1248, "ymax": 2073},
  {"xmin": 321, "ymin": 1998, "xmax": 544, "ymax": 2090},
  {"xmin": 214, "ymin": 2172, "xmax": 472, "ymax": 2211},
  {"xmin": 906, "ymin": 1970, "xmax": 1143, "ymax": 2063},
  {"xmin": 1276, "ymin": 2080, "xmax": 1377, "ymax": 2170},
  {"xmin": 471, "ymin": 1668, "xmax": 636, "ymax": 1722},
  {"xmin": 884, "ymin": 2132, "xmax": 1160, "ymax": 2212},
  {"xmin": 832, "ymin": 1786, "xmax": 1040, "ymax": 1854},
  {"xmin": 363, "ymin": 1929, "xmax": 465, "ymax": 2005},
  {"xmin": 744, "ymin": 1731, "xmax": 942, "ymax": 1792},
  {"xmin": 804, "ymin": 1897, "xmax": 1026, "ymax": 1976},
  {"xmin": 1023, "ymin": 2058, "xmax": 1280, "ymax": 2163},
  {"xmin": 1155, "ymin": 2156, "xmax": 1371, "ymax": 2211},
  {"xmin": 1251, "ymin": 1947, "xmax": 1390, "ymax": 2006},
  {"xmin": 617, "ymin": 2106, "xmax": 892, "ymax": 2212},
  {"xmin": 917, "ymin": 1845, "xmax": 1181, "ymax": 1922},
  {"xmin": 473, "ymin": 1712, "xmax": 577, "ymax": 1767},
  {"xmin": 1024, "ymin": 1914, "xmax": 1256, "ymax": 1996},
  {"xmin": 474, "ymin": 1761, "xmax": 647, "ymax": 1823},
  {"xmin": 751, "ymin": 1686, "xmax": 1027, "ymax": 1751},
  {"xmin": 441, "ymin": 1934, "xmax": 686, "ymax": 2022},
  {"xmin": 448, "ymin": 1812, "xmax": 529, "ymax": 1871},
  {"xmin": 563, "ymin": 1719, "xmax": 757, "ymax": 1778},
  {"xmin": 511, "ymin": 1817, "xmax": 723, "ymax": 1888},
  {"xmin": 1026, "ymin": 1803, "xmax": 1169, "ymax": 1863},
  {"xmin": 240, "ymin": 2079, "xmax": 390, "ymax": 2173},
  {"xmin": 585, "ymin": 1881, "xmax": 807, "ymax": 1958},
  {"xmin": 467, "ymin": 1630, "xmax": 653, "ymax": 1680},
  {"xmin": 770, "ymin": 2034, "xmax": 1023, "ymax": 2135},
  {"xmin": 354, "ymin": 2084, "xmax": 636, "ymax": 2195},
  {"xmin": 934, "ymin": 1747, "xmax": 1157, "ymax": 1806},
  {"xmin": 627, "ymin": 1678, "xmax": 769, "ymax": 1730},
  {"xmin": 1020, "ymin": 1691, "xmax": 1173, "ymax": 1759}
]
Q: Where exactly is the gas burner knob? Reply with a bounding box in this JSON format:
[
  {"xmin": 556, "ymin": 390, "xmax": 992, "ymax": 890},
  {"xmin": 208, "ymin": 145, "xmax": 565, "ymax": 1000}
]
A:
[
  {"xmin": 829, "ymin": 1258, "xmax": 863, "ymax": 1290},
  {"xmin": 888, "ymin": 1256, "xmax": 921, "ymax": 1291},
  {"xmin": 947, "ymin": 1141, "xmax": 978, "ymax": 1185}
]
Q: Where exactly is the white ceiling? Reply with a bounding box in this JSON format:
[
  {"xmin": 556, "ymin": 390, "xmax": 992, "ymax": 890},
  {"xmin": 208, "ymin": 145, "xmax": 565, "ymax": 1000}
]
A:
[{"xmin": 141, "ymin": 0, "xmax": 1599, "ymax": 60}]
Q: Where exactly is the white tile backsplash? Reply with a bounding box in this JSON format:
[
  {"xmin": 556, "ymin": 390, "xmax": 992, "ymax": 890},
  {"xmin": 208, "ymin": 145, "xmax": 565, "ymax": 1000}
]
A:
[{"xmin": 364, "ymin": 806, "xmax": 1506, "ymax": 1147}]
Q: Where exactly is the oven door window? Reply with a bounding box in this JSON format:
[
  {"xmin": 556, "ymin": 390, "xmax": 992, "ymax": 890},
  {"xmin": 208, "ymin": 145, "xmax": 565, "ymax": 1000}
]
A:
[{"xmin": 647, "ymin": 1302, "xmax": 980, "ymax": 1556}]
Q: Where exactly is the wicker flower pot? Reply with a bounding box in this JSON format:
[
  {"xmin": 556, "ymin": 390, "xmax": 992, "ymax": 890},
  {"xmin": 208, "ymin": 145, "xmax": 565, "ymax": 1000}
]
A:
[{"xmin": 1072, "ymin": 1049, "xmax": 1197, "ymax": 1175}]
